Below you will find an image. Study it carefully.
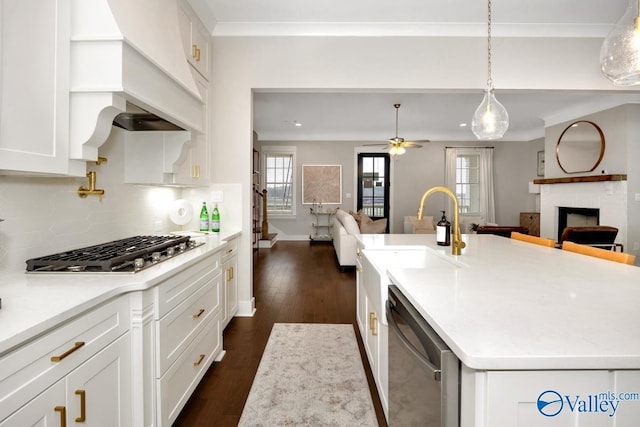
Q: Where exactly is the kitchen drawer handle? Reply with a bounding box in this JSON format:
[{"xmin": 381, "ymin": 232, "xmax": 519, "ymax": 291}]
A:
[
  {"xmin": 193, "ymin": 354, "xmax": 206, "ymax": 367},
  {"xmin": 51, "ymin": 341, "xmax": 85, "ymax": 362},
  {"xmin": 54, "ymin": 406, "xmax": 66, "ymax": 427},
  {"xmin": 225, "ymin": 248, "xmax": 233, "ymax": 254},
  {"xmin": 193, "ymin": 308, "xmax": 205, "ymax": 319},
  {"xmin": 75, "ymin": 390, "xmax": 86, "ymax": 422}
]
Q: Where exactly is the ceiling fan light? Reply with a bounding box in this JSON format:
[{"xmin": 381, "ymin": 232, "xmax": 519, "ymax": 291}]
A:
[
  {"xmin": 600, "ymin": 0, "xmax": 640, "ymax": 85},
  {"xmin": 471, "ymin": 88, "xmax": 509, "ymax": 140}
]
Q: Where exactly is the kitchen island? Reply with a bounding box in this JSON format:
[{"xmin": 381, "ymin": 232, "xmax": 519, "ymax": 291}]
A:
[{"xmin": 358, "ymin": 233, "xmax": 640, "ymax": 426}]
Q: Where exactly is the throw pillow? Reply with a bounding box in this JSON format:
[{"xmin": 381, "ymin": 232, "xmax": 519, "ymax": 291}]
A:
[
  {"xmin": 414, "ymin": 216, "xmax": 435, "ymax": 231},
  {"xmin": 360, "ymin": 218, "xmax": 387, "ymax": 234},
  {"xmin": 358, "ymin": 211, "xmax": 374, "ymax": 225}
]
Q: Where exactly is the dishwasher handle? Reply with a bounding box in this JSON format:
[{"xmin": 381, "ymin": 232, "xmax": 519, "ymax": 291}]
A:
[{"xmin": 386, "ymin": 299, "xmax": 442, "ymax": 382}]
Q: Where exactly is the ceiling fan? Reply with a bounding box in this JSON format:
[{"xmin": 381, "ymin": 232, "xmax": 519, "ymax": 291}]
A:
[{"xmin": 365, "ymin": 103, "xmax": 430, "ymax": 155}]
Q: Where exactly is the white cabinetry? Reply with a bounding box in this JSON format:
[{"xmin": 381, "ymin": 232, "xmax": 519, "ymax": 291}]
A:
[
  {"xmin": 0, "ymin": 296, "xmax": 131, "ymax": 425},
  {"xmin": 178, "ymin": 0, "xmax": 210, "ymax": 80},
  {"xmin": 153, "ymin": 252, "xmax": 223, "ymax": 426},
  {"xmin": 355, "ymin": 249, "xmax": 389, "ymax": 419},
  {"xmin": 221, "ymin": 237, "xmax": 239, "ymax": 328},
  {"xmin": 461, "ymin": 368, "xmax": 640, "ymax": 426},
  {"xmin": 173, "ymin": 70, "xmax": 210, "ymax": 186},
  {"xmin": 0, "ymin": 0, "xmax": 84, "ymax": 176}
]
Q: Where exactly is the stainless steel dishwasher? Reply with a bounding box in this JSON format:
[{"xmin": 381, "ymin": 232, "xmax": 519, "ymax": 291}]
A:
[{"xmin": 386, "ymin": 285, "xmax": 460, "ymax": 426}]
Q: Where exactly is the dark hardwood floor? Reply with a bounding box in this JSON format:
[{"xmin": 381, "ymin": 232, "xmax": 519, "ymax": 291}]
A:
[{"xmin": 173, "ymin": 241, "xmax": 388, "ymax": 426}]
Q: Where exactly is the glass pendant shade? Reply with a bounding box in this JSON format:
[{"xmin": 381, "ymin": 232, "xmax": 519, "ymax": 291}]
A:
[
  {"xmin": 600, "ymin": 0, "xmax": 640, "ymax": 85},
  {"xmin": 471, "ymin": 88, "xmax": 509, "ymax": 140},
  {"xmin": 389, "ymin": 145, "xmax": 406, "ymax": 156}
]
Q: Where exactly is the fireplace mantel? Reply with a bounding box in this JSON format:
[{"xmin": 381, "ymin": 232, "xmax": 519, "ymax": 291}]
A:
[{"xmin": 533, "ymin": 174, "xmax": 626, "ymax": 185}]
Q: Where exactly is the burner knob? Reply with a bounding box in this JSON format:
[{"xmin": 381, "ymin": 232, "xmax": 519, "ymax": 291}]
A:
[
  {"xmin": 178, "ymin": 242, "xmax": 187, "ymax": 252},
  {"xmin": 134, "ymin": 258, "xmax": 145, "ymax": 269},
  {"xmin": 151, "ymin": 252, "xmax": 161, "ymax": 262},
  {"xmin": 166, "ymin": 247, "xmax": 175, "ymax": 257}
]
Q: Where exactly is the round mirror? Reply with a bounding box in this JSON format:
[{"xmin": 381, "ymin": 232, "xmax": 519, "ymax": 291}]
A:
[{"xmin": 556, "ymin": 121, "xmax": 605, "ymax": 174}]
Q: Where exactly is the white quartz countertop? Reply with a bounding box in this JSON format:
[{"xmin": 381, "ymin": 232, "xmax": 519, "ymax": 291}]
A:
[
  {"xmin": 0, "ymin": 231, "xmax": 240, "ymax": 356},
  {"xmin": 361, "ymin": 233, "xmax": 640, "ymax": 370}
]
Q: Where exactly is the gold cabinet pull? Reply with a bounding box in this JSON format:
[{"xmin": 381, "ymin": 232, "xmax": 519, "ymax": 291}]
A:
[
  {"xmin": 369, "ymin": 312, "xmax": 377, "ymax": 336},
  {"xmin": 226, "ymin": 266, "xmax": 234, "ymax": 281},
  {"xmin": 195, "ymin": 47, "xmax": 201, "ymax": 62},
  {"xmin": 193, "ymin": 354, "xmax": 205, "ymax": 366},
  {"xmin": 192, "ymin": 44, "xmax": 198, "ymax": 59},
  {"xmin": 193, "ymin": 308, "xmax": 205, "ymax": 319},
  {"xmin": 54, "ymin": 406, "xmax": 66, "ymax": 427},
  {"xmin": 75, "ymin": 390, "xmax": 86, "ymax": 422},
  {"xmin": 51, "ymin": 341, "xmax": 85, "ymax": 362},
  {"xmin": 225, "ymin": 248, "xmax": 233, "ymax": 254}
]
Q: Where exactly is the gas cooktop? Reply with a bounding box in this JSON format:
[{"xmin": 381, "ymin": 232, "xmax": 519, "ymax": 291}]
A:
[{"xmin": 26, "ymin": 235, "xmax": 204, "ymax": 273}]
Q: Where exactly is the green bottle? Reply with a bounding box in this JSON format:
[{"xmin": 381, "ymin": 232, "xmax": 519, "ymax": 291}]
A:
[
  {"xmin": 211, "ymin": 204, "xmax": 220, "ymax": 232},
  {"xmin": 199, "ymin": 202, "xmax": 209, "ymax": 232}
]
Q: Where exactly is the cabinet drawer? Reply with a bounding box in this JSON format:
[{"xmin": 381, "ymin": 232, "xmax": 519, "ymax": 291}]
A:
[
  {"xmin": 158, "ymin": 314, "xmax": 222, "ymax": 425},
  {"xmin": 156, "ymin": 273, "xmax": 221, "ymax": 376},
  {"xmin": 155, "ymin": 253, "xmax": 220, "ymax": 318},
  {"xmin": 221, "ymin": 238, "xmax": 238, "ymax": 262},
  {"xmin": 0, "ymin": 296, "xmax": 130, "ymax": 421}
]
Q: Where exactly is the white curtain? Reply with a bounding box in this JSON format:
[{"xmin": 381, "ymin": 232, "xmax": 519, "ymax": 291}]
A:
[{"xmin": 444, "ymin": 147, "xmax": 495, "ymax": 225}]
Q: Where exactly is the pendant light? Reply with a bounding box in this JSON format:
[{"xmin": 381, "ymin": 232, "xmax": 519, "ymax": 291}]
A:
[
  {"xmin": 472, "ymin": 0, "xmax": 509, "ymax": 140},
  {"xmin": 600, "ymin": 0, "xmax": 640, "ymax": 85}
]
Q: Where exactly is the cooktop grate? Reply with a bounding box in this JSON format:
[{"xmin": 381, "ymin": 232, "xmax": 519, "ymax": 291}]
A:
[{"xmin": 26, "ymin": 235, "xmax": 191, "ymax": 272}]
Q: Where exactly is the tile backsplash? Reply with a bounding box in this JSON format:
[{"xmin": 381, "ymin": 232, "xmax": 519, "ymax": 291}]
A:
[{"xmin": 0, "ymin": 132, "xmax": 181, "ymax": 272}]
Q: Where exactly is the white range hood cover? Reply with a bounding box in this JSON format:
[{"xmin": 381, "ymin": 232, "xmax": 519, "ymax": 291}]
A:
[{"xmin": 69, "ymin": 0, "xmax": 204, "ymax": 161}]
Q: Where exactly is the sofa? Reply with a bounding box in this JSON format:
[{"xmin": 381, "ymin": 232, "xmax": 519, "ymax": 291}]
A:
[{"xmin": 333, "ymin": 208, "xmax": 387, "ymax": 269}]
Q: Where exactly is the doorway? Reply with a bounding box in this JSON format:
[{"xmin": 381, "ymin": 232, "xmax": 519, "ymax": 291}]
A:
[{"xmin": 357, "ymin": 153, "xmax": 390, "ymax": 230}]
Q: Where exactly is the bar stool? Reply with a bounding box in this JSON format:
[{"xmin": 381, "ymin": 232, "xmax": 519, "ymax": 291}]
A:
[
  {"xmin": 511, "ymin": 232, "xmax": 556, "ymax": 247},
  {"xmin": 561, "ymin": 241, "xmax": 636, "ymax": 265}
]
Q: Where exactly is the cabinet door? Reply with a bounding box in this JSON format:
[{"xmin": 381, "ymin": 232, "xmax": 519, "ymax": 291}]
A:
[
  {"xmin": 355, "ymin": 257, "xmax": 367, "ymax": 338},
  {"xmin": 65, "ymin": 333, "xmax": 132, "ymax": 427},
  {"xmin": 0, "ymin": 380, "xmax": 65, "ymax": 426},
  {"xmin": 0, "ymin": 0, "xmax": 78, "ymax": 175},
  {"xmin": 173, "ymin": 69, "xmax": 209, "ymax": 186},
  {"xmin": 223, "ymin": 254, "xmax": 238, "ymax": 327}
]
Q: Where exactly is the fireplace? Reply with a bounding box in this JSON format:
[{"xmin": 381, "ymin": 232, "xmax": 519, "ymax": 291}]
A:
[
  {"xmin": 539, "ymin": 178, "xmax": 627, "ymax": 249},
  {"xmin": 557, "ymin": 207, "xmax": 599, "ymax": 242}
]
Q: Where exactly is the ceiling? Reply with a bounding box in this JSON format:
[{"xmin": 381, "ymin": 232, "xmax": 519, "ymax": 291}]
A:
[{"xmin": 191, "ymin": 0, "xmax": 640, "ymax": 142}]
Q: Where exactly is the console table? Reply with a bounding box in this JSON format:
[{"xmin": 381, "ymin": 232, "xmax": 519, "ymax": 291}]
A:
[{"xmin": 309, "ymin": 209, "xmax": 335, "ymax": 242}]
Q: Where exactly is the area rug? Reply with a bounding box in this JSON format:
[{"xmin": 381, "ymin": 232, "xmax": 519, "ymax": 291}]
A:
[{"xmin": 238, "ymin": 323, "xmax": 378, "ymax": 426}]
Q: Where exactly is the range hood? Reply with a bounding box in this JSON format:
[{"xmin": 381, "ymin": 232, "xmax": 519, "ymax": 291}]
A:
[
  {"xmin": 113, "ymin": 103, "xmax": 185, "ymax": 132},
  {"xmin": 69, "ymin": 0, "xmax": 204, "ymax": 161}
]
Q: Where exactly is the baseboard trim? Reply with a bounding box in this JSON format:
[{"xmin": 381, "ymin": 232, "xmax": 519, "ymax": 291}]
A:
[{"xmin": 236, "ymin": 298, "xmax": 256, "ymax": 317}]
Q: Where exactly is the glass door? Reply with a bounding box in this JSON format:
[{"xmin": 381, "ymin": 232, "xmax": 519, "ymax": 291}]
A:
[{"xmin": 357, "ymin": 153, "xmax": 390, "ymax": 229}]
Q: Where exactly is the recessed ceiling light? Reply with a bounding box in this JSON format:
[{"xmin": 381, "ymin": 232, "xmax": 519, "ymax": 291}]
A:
[
  {"xmin": 293, "ymin": 120, "xmax": 302, "ymax": 127},
  {"xmin": 459, "ymin": 123, "xmax": 468, "ymax": 127}
]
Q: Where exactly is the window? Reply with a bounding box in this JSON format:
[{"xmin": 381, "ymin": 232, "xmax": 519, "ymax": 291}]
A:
[
  {"xmin": 445, "ymin": 147, "xmax": 495, "ymax": 224},
  {"xmin": 263, "ymin": 147, "xmax": 296, "ymax": 216},
  {"xmin": 455, "ymin": 154, "xmax": 480, "ymax": 214}
]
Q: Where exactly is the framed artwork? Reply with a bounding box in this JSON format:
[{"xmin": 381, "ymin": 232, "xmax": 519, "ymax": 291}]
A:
[
  {"xmin": 302, "ymin": 165, "xmax": 342, "ymax": 204},
  {"xmin": 537, "ymin": 151, "xmax": 545, "ymax": 177}
]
